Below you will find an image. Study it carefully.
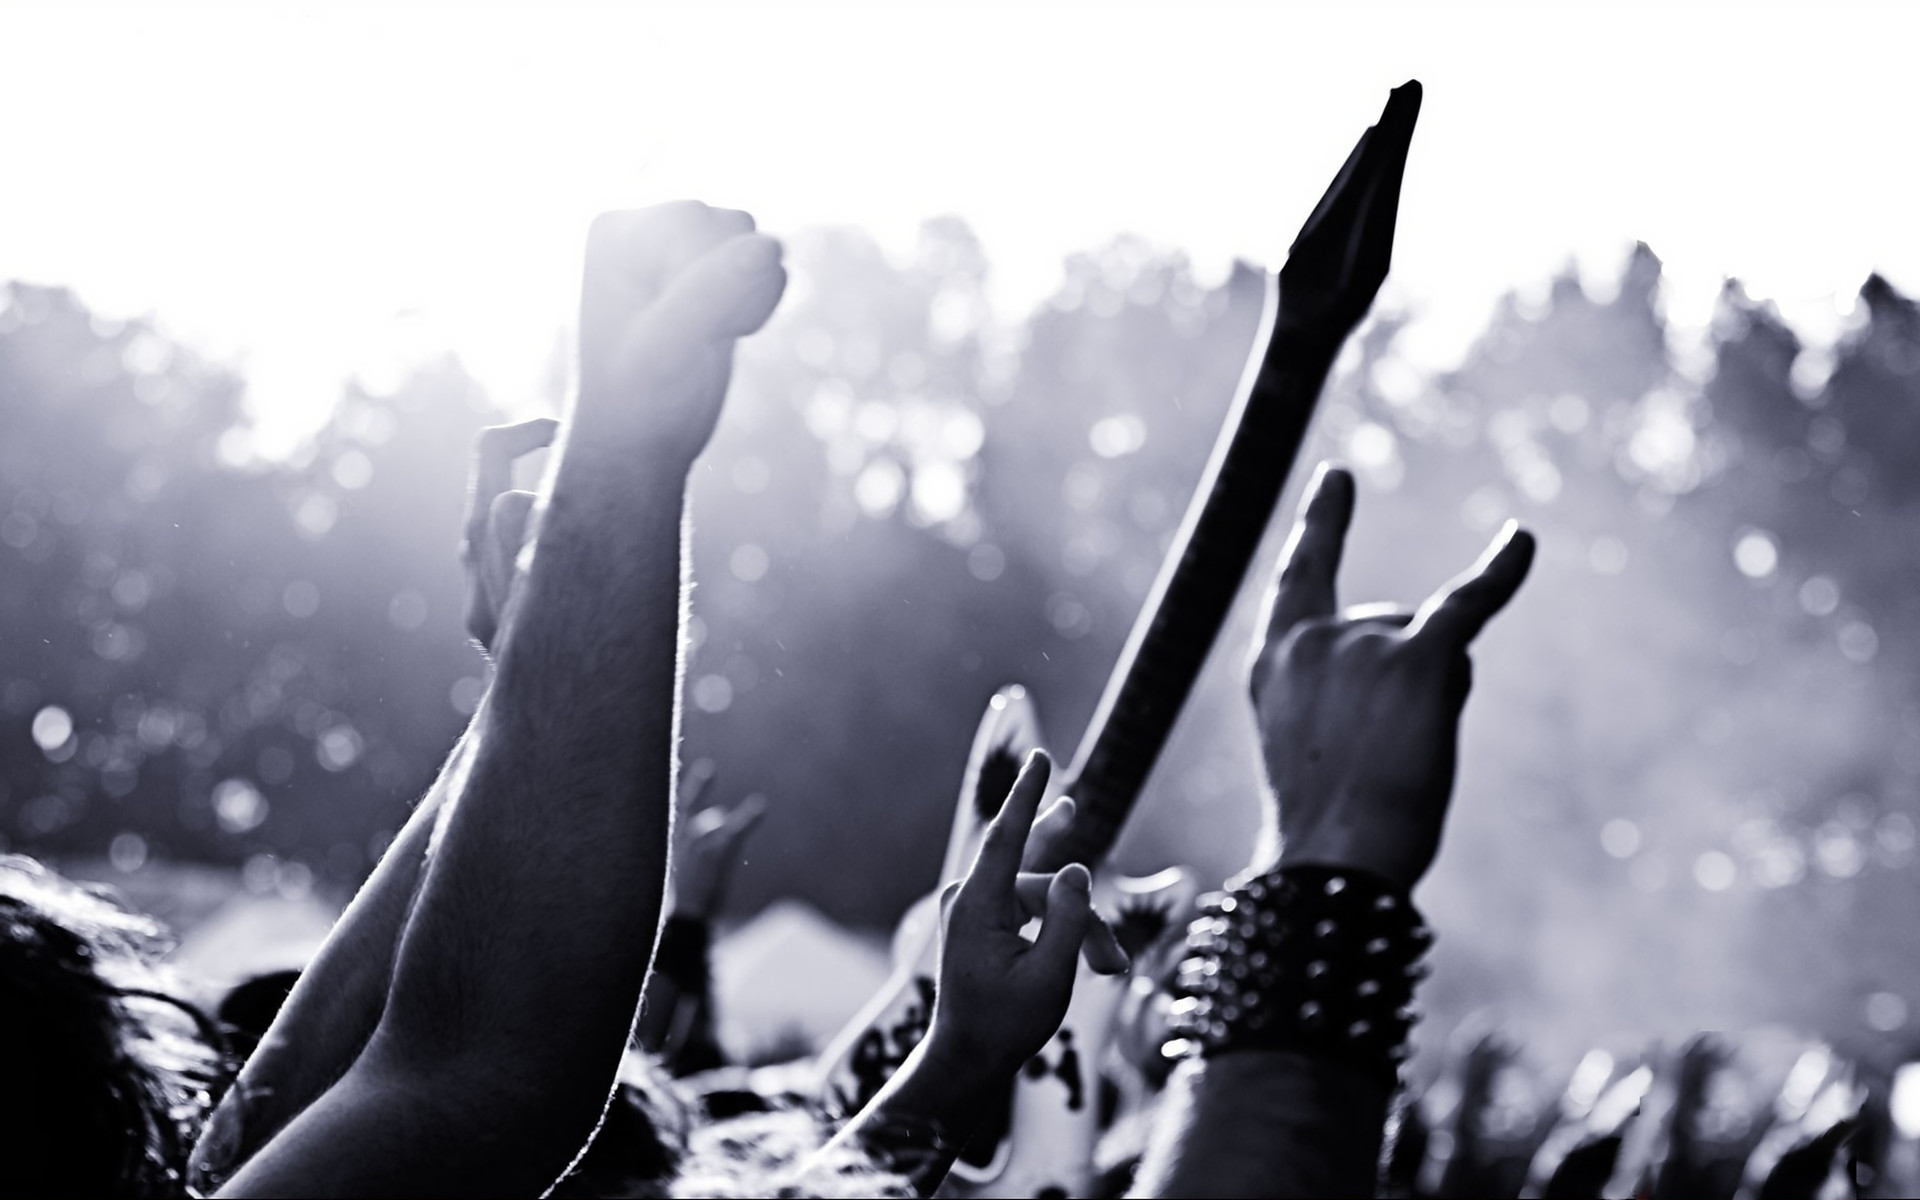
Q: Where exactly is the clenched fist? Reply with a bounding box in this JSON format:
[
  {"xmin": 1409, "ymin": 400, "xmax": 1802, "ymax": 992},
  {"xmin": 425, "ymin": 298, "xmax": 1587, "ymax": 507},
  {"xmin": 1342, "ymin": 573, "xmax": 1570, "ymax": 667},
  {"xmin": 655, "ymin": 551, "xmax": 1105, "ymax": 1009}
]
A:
[{"xmin": 573, "ymin": 202, "xmax": 786, "ymax": 465}]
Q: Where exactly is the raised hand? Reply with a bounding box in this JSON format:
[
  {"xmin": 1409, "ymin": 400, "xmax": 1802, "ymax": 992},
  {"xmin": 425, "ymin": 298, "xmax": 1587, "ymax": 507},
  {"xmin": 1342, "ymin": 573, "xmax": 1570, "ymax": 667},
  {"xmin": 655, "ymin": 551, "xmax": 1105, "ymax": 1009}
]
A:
[
  {"xmin": 928, "ymin": 751, "xmax": 1127, "ymax": 1081},
  {"xmin": 670, "ymin": 767, "xmax": 767, "ymax": 922},
  {"xmin": 460, "ymin": 416, "xmax": 558, "ymax": 652},
  {"xmin": 573, "ymin": 202, "xmax": 785, "ymax": 465},
  {"xmin": 1249, "ymin": 463, "xmax": 1535, "ymax": 889}
]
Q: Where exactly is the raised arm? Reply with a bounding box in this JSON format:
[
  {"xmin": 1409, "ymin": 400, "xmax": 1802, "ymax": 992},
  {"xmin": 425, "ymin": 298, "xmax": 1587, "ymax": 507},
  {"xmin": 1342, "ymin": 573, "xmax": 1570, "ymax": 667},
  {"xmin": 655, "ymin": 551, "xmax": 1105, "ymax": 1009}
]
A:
[
  {"xmin": 634, "ymin": 766, "xmax": 764, "ymax": 1073},
  {"xmin": 189, "ymin": 416, "xmax": 559, "ymax": 1189},
  {"xmin": 218, "ymin": 203, "xmax": 786, "ymax": 1197},
  {"xmin": 818, "ymin": 752, "xmax": 1126, "ymax": 1196},
  {"xmin": 1133, "ymin": 465, "xmax": 1536, "ymax": 1197}
]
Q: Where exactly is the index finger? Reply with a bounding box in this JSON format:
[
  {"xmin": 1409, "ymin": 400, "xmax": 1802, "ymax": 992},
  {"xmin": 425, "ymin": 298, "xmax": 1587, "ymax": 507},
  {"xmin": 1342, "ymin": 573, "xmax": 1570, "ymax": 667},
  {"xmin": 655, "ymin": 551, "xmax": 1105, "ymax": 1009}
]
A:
[
  {"xmin": 463, "ymin": 418, "xmax": 559, "ymax": 560},
  {"xmin": 960, "ymin": 750, "xmax": 1052, "ymax": 909},
  {"xmin": 1406, "ymin": 521, "xmax": 1537, "ymax": 648},
  {"xmin": 1260, "ymin": 463, "xmax": 1355, "ymax": 650},
  {"xmin": 678, "ymin": 757, "xmax": 718, "ymax": 812}
]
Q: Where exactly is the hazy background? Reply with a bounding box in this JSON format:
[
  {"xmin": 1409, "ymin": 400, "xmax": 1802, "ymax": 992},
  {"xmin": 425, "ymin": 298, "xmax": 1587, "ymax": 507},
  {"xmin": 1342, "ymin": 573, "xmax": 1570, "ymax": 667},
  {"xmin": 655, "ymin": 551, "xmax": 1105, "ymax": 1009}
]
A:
[{"xmin": 2, "ymin": 0, "xmax": 1917, "ymax": 1076}]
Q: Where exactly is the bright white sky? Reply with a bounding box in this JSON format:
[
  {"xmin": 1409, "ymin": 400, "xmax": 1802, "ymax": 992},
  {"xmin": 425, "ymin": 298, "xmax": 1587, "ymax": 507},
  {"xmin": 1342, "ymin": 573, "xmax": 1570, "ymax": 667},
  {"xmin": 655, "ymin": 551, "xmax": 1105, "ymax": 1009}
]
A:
[{"xmin": 0, "ymin": 0, "xmax": 1913, "ymax": 452}]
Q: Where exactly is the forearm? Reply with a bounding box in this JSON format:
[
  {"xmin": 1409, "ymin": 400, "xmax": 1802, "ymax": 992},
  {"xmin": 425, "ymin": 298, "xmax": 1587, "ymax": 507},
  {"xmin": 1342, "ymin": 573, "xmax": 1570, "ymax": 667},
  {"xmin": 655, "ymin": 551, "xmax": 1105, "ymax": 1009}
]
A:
[
  {"xmin": 215, "ymin": 1039, "xmax": 495, "ymax": 1199},
  {"xmin": 1132, "ymin": 864, "xmax": 1424, "ymax": 1197},
  {"xmin": 191, "ymin": 733, "xmax": 472, "ymax": 1186},
  {"xmin": 372, "ymin": 444, "xmax": 691, "ymax": 1179},
  {"xmin": 1132, "ymin": 1053, "xmax": 1393, "ymax": 1198},
  {"xmin": 635, "ymin": 913, "xmax": 719, "ymax": 1068}
]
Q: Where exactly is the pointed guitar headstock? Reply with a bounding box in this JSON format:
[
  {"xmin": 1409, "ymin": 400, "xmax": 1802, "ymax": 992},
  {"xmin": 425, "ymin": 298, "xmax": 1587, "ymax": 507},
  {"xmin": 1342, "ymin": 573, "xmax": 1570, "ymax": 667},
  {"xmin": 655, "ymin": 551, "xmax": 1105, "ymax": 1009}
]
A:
[{"xmin": 1276, "ymin": 79, "xmax": 1421, "ymax": 339}]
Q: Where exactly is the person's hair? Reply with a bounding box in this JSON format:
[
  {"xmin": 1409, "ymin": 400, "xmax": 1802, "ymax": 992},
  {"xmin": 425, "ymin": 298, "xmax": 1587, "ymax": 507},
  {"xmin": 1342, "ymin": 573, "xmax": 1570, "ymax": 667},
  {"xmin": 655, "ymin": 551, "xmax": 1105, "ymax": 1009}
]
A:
[
  {"xmin": 0, "ymin": 855, "xmax": 227, "ymax": 1197},
  {"xmin": 670, "ymin": 1107, "xmax": 914, "ymax": 1199},
  {"xmin": 553, "ymin": 1050, "xmax": 911, "ymax": 1199}
]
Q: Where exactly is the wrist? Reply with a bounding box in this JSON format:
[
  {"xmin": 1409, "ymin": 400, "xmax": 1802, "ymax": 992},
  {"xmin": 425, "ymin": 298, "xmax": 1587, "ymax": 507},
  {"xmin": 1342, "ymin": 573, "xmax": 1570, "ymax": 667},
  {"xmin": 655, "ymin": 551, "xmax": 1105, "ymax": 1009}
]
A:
[
  {"xmin": 556, "ymin": 419, "xmax": 701, "ymax": 482},
  {"xmin": 1265, "ymin": 795, "xmax": 1438, "ymax": 892},
  {"xmin": 1272, "ymin": 844, "xmax": 1425, "ymax": 893},
  {"xmin": 918, "ymin": 1022, "xmax": 1016, "ymax": 1105},
  {"xmin": 873, "ymin": 1033, "xmax": 999, "ymax": 1143}
]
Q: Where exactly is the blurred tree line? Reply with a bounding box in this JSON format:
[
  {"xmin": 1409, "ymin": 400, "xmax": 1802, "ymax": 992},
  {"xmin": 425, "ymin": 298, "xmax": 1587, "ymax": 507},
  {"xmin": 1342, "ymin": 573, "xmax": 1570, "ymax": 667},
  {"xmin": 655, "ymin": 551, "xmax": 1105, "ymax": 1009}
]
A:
[{"xmin": 3, "ymin": 222, "xmax": 1919, "ymax": 1059}]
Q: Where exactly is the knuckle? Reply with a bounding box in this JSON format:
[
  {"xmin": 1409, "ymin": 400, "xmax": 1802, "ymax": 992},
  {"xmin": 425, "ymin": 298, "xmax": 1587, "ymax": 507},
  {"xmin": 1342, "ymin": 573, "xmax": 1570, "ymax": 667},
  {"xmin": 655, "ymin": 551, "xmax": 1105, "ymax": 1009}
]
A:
[
  {"xmin": 586, "ymin": 209, "xmax": 636, "ymax": 251},
  {"xmin": 1276, "ymin": 550, "xmax": 1320, "ymax": 585},
  {"xmin": 472, "ymin": 425, "xmax": 514, "ymax": 465},
  {"xmin": 1281, "ymin": 618, "xmax": 1339, "ymax": 659}
]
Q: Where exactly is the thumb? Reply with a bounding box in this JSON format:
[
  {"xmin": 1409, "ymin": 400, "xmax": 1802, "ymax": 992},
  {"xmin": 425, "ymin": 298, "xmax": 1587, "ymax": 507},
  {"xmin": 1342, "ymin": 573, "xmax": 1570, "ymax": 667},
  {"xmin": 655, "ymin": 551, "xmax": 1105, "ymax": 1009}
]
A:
[
  {"xmin": 937, "ymin": 879, "xmax": 964, "ymax": 927},
  {"xmin": 479, "ymin": 490, "xmax": 538, "ymax": 641},
  {"xmin": 1029, "ymin": 864, "xmax": 1094, "ymax": 985},
  {"xmin": 487, "ymin": 491, "xmax": 537, "ymax": 573},
  {"xmin": 649, "ymin": 233, "xmax": 787, "ymax": 344}
]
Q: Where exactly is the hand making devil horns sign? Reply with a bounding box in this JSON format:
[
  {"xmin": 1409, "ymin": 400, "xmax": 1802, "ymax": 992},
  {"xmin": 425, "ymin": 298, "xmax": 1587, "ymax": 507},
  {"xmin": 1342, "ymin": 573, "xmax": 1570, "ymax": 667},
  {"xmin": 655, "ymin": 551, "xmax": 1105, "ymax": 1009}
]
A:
[{"xmin": 1249, "ymin": 463, "xmax": 1537, "ymax": 890}]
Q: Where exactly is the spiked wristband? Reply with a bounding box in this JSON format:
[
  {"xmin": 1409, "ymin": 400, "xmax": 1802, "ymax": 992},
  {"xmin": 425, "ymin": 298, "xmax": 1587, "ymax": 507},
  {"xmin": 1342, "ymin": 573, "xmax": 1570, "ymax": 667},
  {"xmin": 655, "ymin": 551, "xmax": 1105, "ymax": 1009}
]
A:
[{"xmin": 1161, "ymin": 865, "xmax": 1431, "ymax": 1082}]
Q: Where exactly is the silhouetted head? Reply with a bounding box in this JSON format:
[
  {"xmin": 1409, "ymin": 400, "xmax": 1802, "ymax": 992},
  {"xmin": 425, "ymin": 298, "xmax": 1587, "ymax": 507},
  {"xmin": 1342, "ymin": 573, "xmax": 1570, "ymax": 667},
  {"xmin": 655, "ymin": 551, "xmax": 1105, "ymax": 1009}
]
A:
[
  {"xmin": 216, "ymin": 968, "xmax": 301, "ymax": 1059},
  {"xmin": 0, "ymin": 856, "xmax": 224, "ymax": 1197}
]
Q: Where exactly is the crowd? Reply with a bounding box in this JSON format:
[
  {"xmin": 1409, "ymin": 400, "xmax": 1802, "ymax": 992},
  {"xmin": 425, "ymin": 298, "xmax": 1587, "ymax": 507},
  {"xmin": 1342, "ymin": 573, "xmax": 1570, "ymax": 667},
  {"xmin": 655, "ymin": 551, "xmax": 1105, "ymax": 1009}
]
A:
[{"xmin": 0, "ymin": 81, "xmax": 1894, "ymax": 1199}]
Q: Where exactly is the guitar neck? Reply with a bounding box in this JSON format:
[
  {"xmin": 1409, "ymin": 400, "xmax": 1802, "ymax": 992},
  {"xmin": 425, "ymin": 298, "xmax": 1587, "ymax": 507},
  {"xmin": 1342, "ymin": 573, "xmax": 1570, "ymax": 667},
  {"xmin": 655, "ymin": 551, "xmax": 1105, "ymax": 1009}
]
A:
[{"xmin": 1046, "ymin": 276, "xmax": 1340, "ymax": 871}]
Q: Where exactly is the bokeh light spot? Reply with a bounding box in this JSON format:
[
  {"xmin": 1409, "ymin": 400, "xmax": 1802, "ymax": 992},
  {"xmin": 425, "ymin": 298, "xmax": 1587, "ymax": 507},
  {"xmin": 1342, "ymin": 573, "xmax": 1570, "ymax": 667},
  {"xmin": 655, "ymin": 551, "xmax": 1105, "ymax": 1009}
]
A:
[
  {"xmin": 968, "ymin": 543, "xmax": 1006, "ymax": 582},
  {"xmin": 1867, "ymin": 991, "xmax": 1910, "ymax": 1033},
  {"xmin": 449, "ymin": 676, "xmax": 486, "ymax": 715},
  {"xmin": 213, "ymin": 778, "xmax": 268, "ymax": 834},
  {"xmin": 1600, "ymin": 818, "xmax": 1641, "ymax": 858},
  {"xmin": 1798, "ymin": 575, "xmax": 1840, "ymax": 616},
  {"xmin": 331, "ymin": 449, "xmax": 374, "ymax": 490},
  {"xmin": 31, "ymin": 705, "xmax": 72, "ymax": 752},
  {"xmin": 283, "ymin": 580, "xmax": 321, "ymax": 618},
  {"xmin": 1588, "ymin": 536, "xmax": 1629, "ymax": 576},
  {"xmin": 692, "ymin": 674, "xmax": 734, "ymax": 713},
  {"xmin": 1089, "ymin": 414, "xmax": 1147, "ymax": 459},
  {"xmin": 1733, "ymin": 530, "xmax": 1778, "ymax": 580},
  {"xmin": 1693, "ymin": 850, "xmax": 1736, "ymax": 892},
  {"xmin": 730, "ymin": 544, "xmax": 770, "ymax": 583},
  {"xmin": 389, "ymin": 589, "xmax": 428, "ymax": 631},
  {"xmin": 109, "ymin": 832, "xmax": 148, "ymax": 873}
]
